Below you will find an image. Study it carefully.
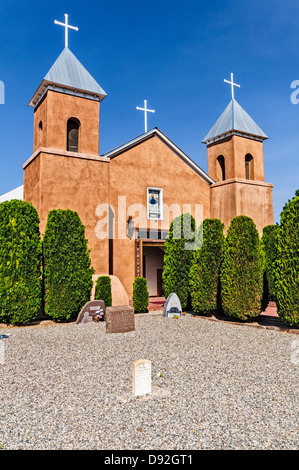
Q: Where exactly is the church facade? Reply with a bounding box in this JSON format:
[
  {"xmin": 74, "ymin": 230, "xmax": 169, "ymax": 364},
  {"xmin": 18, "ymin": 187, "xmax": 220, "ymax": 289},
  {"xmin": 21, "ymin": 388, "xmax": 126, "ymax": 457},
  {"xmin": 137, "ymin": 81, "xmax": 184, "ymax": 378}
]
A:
[{"xmin": 22, "ymin": 47, "xmax": 274, "ymax": 298}]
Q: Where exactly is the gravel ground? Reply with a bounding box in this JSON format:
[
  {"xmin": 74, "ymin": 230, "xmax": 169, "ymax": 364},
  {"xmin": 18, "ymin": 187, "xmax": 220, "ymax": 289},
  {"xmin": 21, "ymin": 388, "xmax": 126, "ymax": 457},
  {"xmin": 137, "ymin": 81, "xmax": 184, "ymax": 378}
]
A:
[{"xmin": 0, "ymin": 314, "xmax": 298, "ymax": 450}]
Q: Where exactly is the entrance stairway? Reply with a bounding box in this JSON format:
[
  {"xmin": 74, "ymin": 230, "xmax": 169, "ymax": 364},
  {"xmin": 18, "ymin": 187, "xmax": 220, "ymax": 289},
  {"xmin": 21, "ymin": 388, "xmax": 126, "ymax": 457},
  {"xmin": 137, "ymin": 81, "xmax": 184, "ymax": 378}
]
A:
[
  {"xmin": 129, "ymin": 297, "xmax": 165, "ymax": 311},
  {"xmin": 260, "ymin": 300, "xmax": 278, "ymax": 317},
  {"xmin": 148, "ymin": 297, "xmax": 166, "ymax": 311},
  {"xmin": 259, "ymin": 301, "xmax": 298, "ymax": 330}
]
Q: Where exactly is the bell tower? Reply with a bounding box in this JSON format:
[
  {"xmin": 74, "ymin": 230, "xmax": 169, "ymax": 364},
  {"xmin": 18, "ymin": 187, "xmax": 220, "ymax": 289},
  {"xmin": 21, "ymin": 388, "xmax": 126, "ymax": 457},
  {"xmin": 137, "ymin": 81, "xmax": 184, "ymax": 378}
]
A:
[
  {"xmin": 202, "ymin": 74, "xmax": 274, "ymax": 234},
  {"xmin": 28, "ymin": 47, "xmax": 107, "ymax": 155},
  {"xmin": 23, "ymin": 17, "xmax": 109, "ymax": 271},
  {"xmin": 203, "ymin": 99, "xmax": 267, "ymax": 183},
  {"xmin": 23, "ymin": 13, "xmax": 112, "ymax": 276}
]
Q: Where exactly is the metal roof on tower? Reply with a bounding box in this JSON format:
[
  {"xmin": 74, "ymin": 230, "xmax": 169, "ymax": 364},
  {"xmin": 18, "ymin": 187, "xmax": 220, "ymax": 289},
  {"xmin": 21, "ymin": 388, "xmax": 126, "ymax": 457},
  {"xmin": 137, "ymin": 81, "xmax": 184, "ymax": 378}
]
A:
[
  {"xmin": 28, "ymin": 47, "xmax": 107, "ymax": 107},
  {"xmin": 202, "ymin": 98, "xmax": 268, "ymax": 144}
]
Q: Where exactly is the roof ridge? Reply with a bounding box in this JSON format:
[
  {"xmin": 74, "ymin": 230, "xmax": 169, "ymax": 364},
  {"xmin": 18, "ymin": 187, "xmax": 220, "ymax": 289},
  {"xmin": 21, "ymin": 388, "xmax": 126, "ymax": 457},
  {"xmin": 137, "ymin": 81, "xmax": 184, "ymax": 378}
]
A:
[{"xmin": 102, "ymin": 128, "xmax": 215, "ymax": 185}]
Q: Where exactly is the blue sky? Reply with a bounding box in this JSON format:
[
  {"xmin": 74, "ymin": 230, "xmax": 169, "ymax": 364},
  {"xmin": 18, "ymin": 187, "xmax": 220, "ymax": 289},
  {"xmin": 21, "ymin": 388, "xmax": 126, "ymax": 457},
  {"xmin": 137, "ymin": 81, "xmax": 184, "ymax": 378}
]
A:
[{"xmin": 0, "ymin": 0, "xmax": 298, "ymax": 223}]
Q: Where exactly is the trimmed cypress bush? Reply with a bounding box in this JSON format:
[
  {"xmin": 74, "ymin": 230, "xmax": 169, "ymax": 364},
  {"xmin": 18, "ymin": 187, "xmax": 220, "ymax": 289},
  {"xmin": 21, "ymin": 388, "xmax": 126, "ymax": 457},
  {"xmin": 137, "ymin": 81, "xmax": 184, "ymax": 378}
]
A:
[
  {"xmin": 274, "ymin": 196, "xmax": 299, "ymax": 326},
  {"xmin": 132, "ymin": 277, "xmax": 149, "ymax": 313},
  {"xmin": 43, "ymin": 209, "xmax": 94, "ymax": 322},
  {"xmin": 95, "ymin": 276, "xmax": 112, "ymax": 307},
  {"xmin": 189, "ymin": 218, "xmax": 225, "ymax": 316},
  {"xmin": 220, "ymin": 216, "xmax": 263, "ymax": 321},
  {"xmin": 162, "ymin": 213, "xmax": 196, "ymax": 310},
  {"xmin": 261, "ymin": 224, "xmax": 280, "ymax": 303},
  {"xmin": 0, "ymin": 200, "xmax": 42, "ymax": 325}
]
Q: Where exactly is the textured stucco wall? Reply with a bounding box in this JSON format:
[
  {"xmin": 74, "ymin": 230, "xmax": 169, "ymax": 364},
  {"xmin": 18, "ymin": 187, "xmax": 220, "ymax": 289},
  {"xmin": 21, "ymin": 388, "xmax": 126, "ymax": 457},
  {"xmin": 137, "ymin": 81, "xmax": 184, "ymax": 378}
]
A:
[
  {"xmin": 108, "ymin": 135, "xmax": 211, "ymax": 296},
  {"xmin": 33, "ymin": 90, "xmax": 100, "ymax": 155},
  {"xmin": 210, "ymin": 178, "xmax": 274, "ymax": 235},
  {"xmin": 24, "ymin": 150, "xmax": 110, "ymax": 275}
]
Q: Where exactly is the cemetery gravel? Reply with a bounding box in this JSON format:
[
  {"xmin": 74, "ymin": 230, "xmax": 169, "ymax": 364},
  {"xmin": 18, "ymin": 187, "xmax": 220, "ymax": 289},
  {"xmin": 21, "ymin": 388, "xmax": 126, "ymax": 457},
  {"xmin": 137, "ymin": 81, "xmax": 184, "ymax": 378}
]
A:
[{"xmin": 0, "ymin": 314, "xmax": 298, "ymax": 450}]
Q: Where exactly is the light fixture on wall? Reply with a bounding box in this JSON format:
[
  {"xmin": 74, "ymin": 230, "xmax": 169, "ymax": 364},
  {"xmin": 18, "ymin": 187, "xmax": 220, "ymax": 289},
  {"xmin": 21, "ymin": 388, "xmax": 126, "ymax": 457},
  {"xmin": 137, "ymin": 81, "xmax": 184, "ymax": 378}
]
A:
[{"xmin": 127, "ymin": 216, "xmax": 135, "ymax": 239}]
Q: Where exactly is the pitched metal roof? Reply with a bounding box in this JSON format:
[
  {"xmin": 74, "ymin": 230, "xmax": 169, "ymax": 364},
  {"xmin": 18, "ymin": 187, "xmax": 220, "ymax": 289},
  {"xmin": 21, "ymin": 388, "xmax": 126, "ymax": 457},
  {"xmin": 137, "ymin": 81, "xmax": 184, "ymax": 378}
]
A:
[
  {"xmin": 202, "ymin": 99, "xmax": 268, "ymax": 144},
  {"xmin": 103, "ymin": 127, "xmax": 215, "ymax": 185},
  {"xmin": 29, "ymin": 47, "xmax": 107, "ymax": 107}
]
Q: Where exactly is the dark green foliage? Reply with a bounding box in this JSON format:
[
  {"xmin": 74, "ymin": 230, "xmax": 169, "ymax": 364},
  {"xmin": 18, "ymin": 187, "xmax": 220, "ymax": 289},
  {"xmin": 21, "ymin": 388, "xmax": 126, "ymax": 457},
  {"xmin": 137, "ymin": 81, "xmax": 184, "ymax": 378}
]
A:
[
  {"xmin": 162, "ymin": 213, "xmax": 196, "ymax": 310},
  {"xmin": 282, "ymin": 188, "xmax": 299, "ymax": 211},
  {"xmin": 43, "ymin": 209, "xmax": 94, "ymax": 322},
  {"xmin": 189, "ymin": 218, "xmax": 225, "ymax": 316},
  {"xmin": 95, "ymin": 276, "xmax": 112, "ymax": 307},
  {"xmin": 261, "ymin": 224, "xmax": 280, "ymax": 303},
  {"xmin": 0, "ymin": 200, "xmax": 42, "ymax": 324},
  {"xmin": 132, "ymin": 277, "xmax": 149, "ymax": 313},
  {"xmin": 220, "ymin": 216, "xmax": 263, "ymax": 321},
  {"xmin": 274, "ymin": 196, "xmax": 299, "ymax": 326}
]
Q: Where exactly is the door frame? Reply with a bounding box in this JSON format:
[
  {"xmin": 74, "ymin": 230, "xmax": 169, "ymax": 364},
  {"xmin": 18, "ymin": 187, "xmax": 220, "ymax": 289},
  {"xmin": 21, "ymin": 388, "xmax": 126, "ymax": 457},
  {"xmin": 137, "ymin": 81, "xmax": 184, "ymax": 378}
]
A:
[{"xmin": 135, "ymin": 239, "xmax": 165, "ymax": 278}]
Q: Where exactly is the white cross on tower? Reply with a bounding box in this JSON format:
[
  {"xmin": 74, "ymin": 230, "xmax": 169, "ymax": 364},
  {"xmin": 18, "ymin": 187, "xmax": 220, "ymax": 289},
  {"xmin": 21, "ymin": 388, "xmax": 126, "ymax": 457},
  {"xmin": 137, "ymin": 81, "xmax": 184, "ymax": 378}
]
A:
[
  {"xmin": 136, "ymin": 100, "xmax": 155, "ymax": 133},
  {"xmin": 224, "ymin": 73, "xmax": 240, "ymax": 100},
  {"xmin": 54, "ymin": 14, "xmax": 78, "ymax": 48}
]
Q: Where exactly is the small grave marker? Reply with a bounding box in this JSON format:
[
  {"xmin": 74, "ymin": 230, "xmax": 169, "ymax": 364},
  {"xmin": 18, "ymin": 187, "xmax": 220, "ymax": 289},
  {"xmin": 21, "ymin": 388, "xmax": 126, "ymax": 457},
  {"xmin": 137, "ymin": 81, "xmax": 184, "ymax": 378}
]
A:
[
  {"xmin": 132, "ymin": 359, "xmax": 152, "ymax": 397},
  {"xmin": 163, "ymin": 293, "xmax": 182, "ymax": 318},
  {"xmin": 105, "ymin": 305, "xmax": 135, "ymax": 334},
  {"xmin": 76, "ymin": 300, "xmax": 105, "ymax": 324}
]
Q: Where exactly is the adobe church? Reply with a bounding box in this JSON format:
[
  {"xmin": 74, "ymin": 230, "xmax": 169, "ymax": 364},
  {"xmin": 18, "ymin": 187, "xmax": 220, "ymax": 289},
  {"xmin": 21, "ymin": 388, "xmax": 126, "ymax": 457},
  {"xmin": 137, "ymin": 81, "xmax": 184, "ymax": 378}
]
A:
[{"xmin": 16, "ymin": 21, "xmax": 273, "ymax": 298}]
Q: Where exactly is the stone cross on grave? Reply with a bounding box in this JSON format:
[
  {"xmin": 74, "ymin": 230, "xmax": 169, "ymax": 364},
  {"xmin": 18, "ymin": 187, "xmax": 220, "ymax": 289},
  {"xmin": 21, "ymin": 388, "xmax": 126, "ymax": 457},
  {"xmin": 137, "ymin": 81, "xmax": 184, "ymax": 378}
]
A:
[
  {"xmin": 136, "ymin": 100, "xmax": 155, "ymax": 133},
  {"xmin": 224, "ymin": 73, "xmax": 240, "ymax": 100},
  {"xmin": 54, "ymin": 13, "xmax": 79, "ymax": 48}
]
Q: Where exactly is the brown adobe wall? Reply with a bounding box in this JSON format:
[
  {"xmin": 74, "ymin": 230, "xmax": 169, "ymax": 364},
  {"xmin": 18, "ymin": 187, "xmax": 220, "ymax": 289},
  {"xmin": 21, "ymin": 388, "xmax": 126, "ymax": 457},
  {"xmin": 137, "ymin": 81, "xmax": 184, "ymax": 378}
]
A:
[
  {"xmin": 210, "ymin": 178, "xmax": 274, "ymax": 235},
  {"xmin": 23, "ymin": 149, "xmax": 110, "ymax": 275},
  {"xmin": 108, "ymin": 135, "xmax": 212, "ymax": 297}
]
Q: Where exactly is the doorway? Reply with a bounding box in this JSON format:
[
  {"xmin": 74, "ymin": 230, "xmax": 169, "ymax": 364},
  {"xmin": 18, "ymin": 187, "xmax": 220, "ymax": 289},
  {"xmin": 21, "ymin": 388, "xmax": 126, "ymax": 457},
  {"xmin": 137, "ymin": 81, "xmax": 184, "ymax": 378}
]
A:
[
  {"xmin": 142, "ymin": 245, "xmax": 165, "ymax": 296},
  {"xmin": 157, "ymin": 268, "xmax": 163, "ymax": 297}
]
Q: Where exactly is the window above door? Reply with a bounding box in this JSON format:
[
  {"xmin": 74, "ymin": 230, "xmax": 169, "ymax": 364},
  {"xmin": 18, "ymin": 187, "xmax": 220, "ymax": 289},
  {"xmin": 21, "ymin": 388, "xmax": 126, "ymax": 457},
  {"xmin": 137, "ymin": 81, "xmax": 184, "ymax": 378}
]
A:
[{"xmin": 147, "ymin": 187, "xmax": 163, "ymax": 220}]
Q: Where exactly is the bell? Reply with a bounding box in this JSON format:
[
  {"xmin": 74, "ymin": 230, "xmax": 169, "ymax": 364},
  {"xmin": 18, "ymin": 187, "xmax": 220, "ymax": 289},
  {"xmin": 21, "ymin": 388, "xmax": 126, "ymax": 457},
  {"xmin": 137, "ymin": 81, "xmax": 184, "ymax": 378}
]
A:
[{"xmin": 149, "ymin": 196, "xmax": 157, "ymax": 205}]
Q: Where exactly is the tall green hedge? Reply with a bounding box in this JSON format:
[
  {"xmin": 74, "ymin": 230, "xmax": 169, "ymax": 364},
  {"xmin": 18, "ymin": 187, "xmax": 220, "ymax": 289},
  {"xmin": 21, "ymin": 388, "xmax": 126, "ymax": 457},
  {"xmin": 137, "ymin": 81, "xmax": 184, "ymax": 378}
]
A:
[
  {"xmin": 261, "ymin": 224, "xmax": 280, "ymax": 303},
  {"xmin": 220, "ymin": 216, "xmax": 263, "ymax": 321},
  {"xmin": 95, "ymin": 276, "xmax": 112, "ymax": 307},
  {"xmin": 43, "ymin": 209, "xmax": 94, "ymax": 322},
  {"xmin": 189, "ymin": 218, "xmax": 225, "ymax": 316},
  {"xmin": 132, "ymin": 277, "xmax": 149, "ymax": 313},
  {"xmin": 274, "ymin": 196, "xmax": 299, "ymax": 326},
  {"xmin": 163, "ymin": 213, "xmax": 196, "ymax": 310},
  {"xmin": 0, "ymin": 200, "xmax": 42, "ymax": 324}
]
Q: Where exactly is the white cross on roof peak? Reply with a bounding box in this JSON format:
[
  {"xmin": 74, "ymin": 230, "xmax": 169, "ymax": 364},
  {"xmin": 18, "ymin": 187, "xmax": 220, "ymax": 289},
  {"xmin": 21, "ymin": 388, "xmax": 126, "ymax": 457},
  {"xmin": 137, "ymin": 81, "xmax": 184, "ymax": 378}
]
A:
[
  {"xmin": 224, "ymin": 73, "xmax": 240, "ymax": 100},
  {"xmin": 54, "ymin": 14, "xmax": 78, "ymax": 48},
  {"xmin": 136, "ymin": 100, "xmax": 155, "ymax": 133}
]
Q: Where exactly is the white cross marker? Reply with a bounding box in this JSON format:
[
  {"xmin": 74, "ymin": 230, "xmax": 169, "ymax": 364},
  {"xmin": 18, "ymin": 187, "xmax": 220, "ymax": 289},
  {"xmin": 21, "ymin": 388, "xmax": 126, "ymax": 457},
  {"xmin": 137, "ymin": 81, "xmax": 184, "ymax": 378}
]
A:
[
  {"xmin": 54, "ymin": 14, "xmax": 78, "ymax": 49},
  {"xmin": 224, "ymin": 73, "xmax": 240, "ymax": 100},
  {"xmin": 136, "ymin": 100, "xmax": 155, "ymax": 133}
]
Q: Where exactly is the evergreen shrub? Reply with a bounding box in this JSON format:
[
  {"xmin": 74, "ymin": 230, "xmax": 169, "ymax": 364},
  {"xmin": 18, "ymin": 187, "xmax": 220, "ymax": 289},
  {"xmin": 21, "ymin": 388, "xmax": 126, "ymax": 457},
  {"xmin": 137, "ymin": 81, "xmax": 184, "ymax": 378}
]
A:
[
  {"xmin": 162, "ymin": 213, "xmax": 196, "ymax": 310},
  {"xmin": 189, "ymin": 218, "xmax": 225, "ymax": 315},
  {"xmin": 0, "ymin": 200, "xmax": 42, "ymax": 324},
  {"xmin": 132, "ymin": 277, "xmax": 149, "ymax": 313},
  {"xmin": 261, "ymin": 224, "xmax": 280, "ymax": 303},
  {"xmin": 274, "ymin": 196, "xmax": 299, "ymax": 326},
  {"xmin": 43, "ymin": 209, "xmax": 94, "ymax": 321},
  {"xmin": 95, "ymin": 275, "xmax": 112, "ymax": 307},
  {"xmin": 220, "ymin": 215, "xmax": 263, "ymax": 321}
]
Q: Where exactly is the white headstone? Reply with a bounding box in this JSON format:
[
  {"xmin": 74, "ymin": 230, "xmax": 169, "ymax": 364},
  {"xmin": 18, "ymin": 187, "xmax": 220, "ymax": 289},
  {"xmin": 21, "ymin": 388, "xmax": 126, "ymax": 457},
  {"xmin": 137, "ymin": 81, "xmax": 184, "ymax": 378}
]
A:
[
  {"xmin": 163, "ymin": 293, "xmax": 182, "ymax": 318},
  {"xmin": 132, "ymin": 359, "xmax": 152, "ymax": 397}
]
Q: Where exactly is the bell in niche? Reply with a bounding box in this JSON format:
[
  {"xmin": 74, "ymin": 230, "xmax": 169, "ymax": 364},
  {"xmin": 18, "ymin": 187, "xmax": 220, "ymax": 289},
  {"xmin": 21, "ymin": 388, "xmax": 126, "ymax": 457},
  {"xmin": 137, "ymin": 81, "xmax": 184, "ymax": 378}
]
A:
[{"xmin": 149, "ymin": 196, "xmax": 158, "ymax": 205}]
